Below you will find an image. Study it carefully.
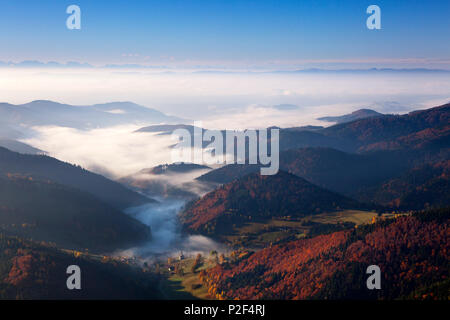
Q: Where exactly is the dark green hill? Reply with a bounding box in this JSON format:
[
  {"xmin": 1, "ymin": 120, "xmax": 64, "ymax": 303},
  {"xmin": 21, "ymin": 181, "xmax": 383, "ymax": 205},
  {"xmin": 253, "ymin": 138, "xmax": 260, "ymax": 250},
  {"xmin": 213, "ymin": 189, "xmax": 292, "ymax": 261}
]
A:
[
  {"xmin": 196, "ymin": 163, "xmax": 261, "ymax": 185},
  {"xmin": 0, "ymin": 175, "xmax": 150, "ymax": 252},
  {"xmin": 318, "ymin": 109, "xmax": 383, "ymax": 124},
  {"xmin": 197, "ymin": 148, "xmax": 409, "ymax": 195},
  {"xmin": 197, "ymin": 144, "xmax": 449, "ymax": 210},
  {"xmin": 364, "ymin": 160, "xmax": 450, "ymax": 209},
  {"xmin": 0, "ymin": 147, "xmax": 152, "ymax": 210}
]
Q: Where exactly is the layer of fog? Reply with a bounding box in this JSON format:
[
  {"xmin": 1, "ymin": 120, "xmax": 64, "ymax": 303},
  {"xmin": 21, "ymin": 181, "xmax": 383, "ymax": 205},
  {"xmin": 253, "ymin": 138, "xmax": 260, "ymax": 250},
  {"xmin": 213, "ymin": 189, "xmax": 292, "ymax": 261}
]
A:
[
  {"xmin": 22, "ymin": 125, "xmax": 221, "ymax": 257},
  {"xmin": 124, "ymin": 168, "xmax": 215, "ymax": 199},
  {"xmin": 117, "ymin": 200, "xmax": 224, "ymax": 260},
  {"xmin": 2, "ymin": 68, "xmax": 450, "ymax": 130},
  {"xmin": 130, "ymin": 169, "xmax": 212, "ymax": 187},
  {"xmin": 22, "ymin": 125, "xmax": 177, "ymax": 179}
]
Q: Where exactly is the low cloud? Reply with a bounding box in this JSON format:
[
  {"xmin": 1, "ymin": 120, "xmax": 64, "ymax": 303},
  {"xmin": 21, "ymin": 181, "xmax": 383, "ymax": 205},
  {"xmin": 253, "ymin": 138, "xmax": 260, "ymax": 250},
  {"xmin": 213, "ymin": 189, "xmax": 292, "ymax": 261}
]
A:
[
  {"xmin": 117, "ymin": 200, "xmax": 224, "ymax": 259},
  {"xmin": 22, "ymin": 125, "xmax": 176, "ymax": 179}
]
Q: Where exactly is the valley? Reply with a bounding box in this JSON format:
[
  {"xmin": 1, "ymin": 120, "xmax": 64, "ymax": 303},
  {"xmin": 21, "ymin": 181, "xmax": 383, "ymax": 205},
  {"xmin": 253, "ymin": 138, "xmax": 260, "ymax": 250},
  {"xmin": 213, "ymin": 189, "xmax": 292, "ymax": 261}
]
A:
[
  {"xmin": 0, "ymin": 101, "xmax": 448, "ymax": 300},
  {"xmin": 1, "ymin": 0, "xmax": 449, "ymax": 304}
]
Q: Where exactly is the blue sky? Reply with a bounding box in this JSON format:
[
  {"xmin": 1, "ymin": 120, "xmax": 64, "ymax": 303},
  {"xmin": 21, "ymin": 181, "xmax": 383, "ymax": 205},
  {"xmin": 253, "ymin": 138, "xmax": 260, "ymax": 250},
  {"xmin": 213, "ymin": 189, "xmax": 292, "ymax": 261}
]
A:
[{"xmin": 0, "ymin": 0, "xmax": 449, "ymax": 68}]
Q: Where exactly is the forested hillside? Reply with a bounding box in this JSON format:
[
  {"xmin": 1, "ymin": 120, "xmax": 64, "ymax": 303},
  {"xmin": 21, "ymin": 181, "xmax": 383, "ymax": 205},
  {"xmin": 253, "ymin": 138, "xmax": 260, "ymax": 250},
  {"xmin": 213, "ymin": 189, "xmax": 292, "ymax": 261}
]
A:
[
  {"xmin": 0, "ymin": 233, "xmax": 161, "ymax": 299},
  {"xmin": 320, "ymin": 103, "xmax": 449, "ymax": 151},
  {"xmin": 0, "ymin": 174, "xmax": 150, "ymax": 252},
  {"xmin": 0, "ymin": 147, "xmax": 152, "ymax": 210},
  {"xmin": 200, "ymin": 208, "xmax": 449, "ymax": 300},
  {"xmin": 181, "ymin": 171, "xmax": 364, "ymax": 235},
  {"xmin": 197, "ymin": 104, "xmax": 449, "ymax": 211}
]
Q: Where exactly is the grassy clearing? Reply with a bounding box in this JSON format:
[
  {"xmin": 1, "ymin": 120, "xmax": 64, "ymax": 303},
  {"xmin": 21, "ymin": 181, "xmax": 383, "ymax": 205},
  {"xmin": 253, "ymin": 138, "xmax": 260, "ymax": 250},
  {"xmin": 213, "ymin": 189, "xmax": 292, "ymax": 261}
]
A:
[
  {"xmin": 219, "ymin": 210, "xmax": 378, "ymax": 248},
  {"xmin": 164, "ymin": 256, "xmax": 216, "ymax": 300},
  {"xmin": 310, "ymin": 210, "xmax": 377, "ymax": 225}
]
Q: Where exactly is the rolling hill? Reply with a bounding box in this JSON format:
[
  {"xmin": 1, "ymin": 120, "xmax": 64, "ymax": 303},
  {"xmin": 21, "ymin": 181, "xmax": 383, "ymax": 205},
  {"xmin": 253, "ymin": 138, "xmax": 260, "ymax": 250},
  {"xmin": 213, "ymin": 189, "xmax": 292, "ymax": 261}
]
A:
[
  {"xmin": 197, "ymin": 103, "xmax": 450, "ymax": 210},
  {"xmin": 318, "ymin": 109, "xmax": 383, "ymax": 124},
  {"xmin": 197, "ymin": 148, "xmax": 409, "ymax": 195},
  {"xmin": 363, "ymin": 160, "xmax": 450, "ymax": 209},
  {"xmin": 0, "ymin": 100, "xmax": 184, "ymax": 131},
  {"xmin": 180, "ymin": 171, "xmax": 364, "ymax": 235},
  {"xmin": 135, "ymin": 104, "xmax": 449, "ymax": 157},
  {"xmin": 197, "ymin": 146, "xmax": 449, "ymax": 210},
  {"xmin": 0, "ymin": 140, "xmax": 46, "ymax": 155},
  {"xmin": 0, "ymin": 174, "xmax": 151, "ymax": 252},
  {"xmin": 0, "ymin": 147, "xmax": 152, "ymax": 210},
  {"xmin": 196, "ymin": 163, "xmax": 261, "ymax": 185},
  {"xmin": 276, "ymin": 103, "xmax": 450, "ymax": 153},
  {"xmin": 320, "ymin": 103, "xmax": 450, "ymax": 152}
]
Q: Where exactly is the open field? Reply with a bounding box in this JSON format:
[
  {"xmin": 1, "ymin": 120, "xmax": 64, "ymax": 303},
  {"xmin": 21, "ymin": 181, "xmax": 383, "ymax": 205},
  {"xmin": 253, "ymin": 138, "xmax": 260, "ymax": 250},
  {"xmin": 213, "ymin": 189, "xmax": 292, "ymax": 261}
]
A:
[
  {"xmin": 163, "ymin": 255, "xmax": 216, "ymax": 300},
  {"xmin": 217, "ymin": 210, "xmax": 379, "ymax": 248},
  {"xmin": 310, "ymin": 210, "xmax": 377, "ymax": 225}
]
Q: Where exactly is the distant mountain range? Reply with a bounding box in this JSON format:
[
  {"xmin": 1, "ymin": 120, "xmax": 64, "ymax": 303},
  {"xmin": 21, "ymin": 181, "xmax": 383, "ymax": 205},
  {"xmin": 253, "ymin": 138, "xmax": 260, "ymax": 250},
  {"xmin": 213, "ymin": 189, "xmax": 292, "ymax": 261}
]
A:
[
  {"xmin": 192, "ymin": 102, "xmax": 449, "ymax": 230},
  {"xmin": 318, "ymin": 109, "xmax": 383, "ymax": 124},
  {"xmin": 270, "ymin": 67, "xmax": 450, "ymax": 74},
  {"xmin": 271, "ymin": 104, "xmax": 300, "ymax": 110},
  {"xmin": 275, "ymin": 103, "xmax": 450, "ymax": 153},
  {"xmin": 197, "ymin": 148, "xmax": 409, "ymax": 197},
  {"xmin": 2, "ymin": 61, "xmax": 449, "ymax": 73},
  {"xmin": 0, "ymin": 60, "xmax": 94, "ymax": 68},
  {"xmin": 135, "ymin": 124, "xmax": 234, "ymax": 150},
  {"xmin": 135, "ymin": 124, "xmax": 210, "ymax": 135},
  {"xmin": 135, "ymin": 103, "xmax": 449, "ymax": 158},
  {"xmin": 0, "ymin": 100, "xmax": 184, "ymax": 136},
  {"xmin": 319, "ymin": 103, "xmax": 449, "ymax": 151}
]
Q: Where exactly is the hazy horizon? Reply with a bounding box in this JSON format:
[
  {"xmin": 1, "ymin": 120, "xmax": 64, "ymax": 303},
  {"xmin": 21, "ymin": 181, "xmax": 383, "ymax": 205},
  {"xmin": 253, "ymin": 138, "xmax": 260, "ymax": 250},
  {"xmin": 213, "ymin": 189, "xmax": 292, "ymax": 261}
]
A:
[{"xmin": 2, "ymin": 68, "xmax": 449, "ymax": 129}]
